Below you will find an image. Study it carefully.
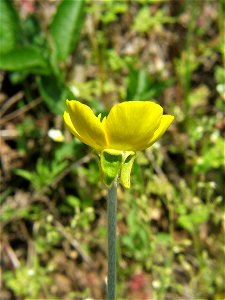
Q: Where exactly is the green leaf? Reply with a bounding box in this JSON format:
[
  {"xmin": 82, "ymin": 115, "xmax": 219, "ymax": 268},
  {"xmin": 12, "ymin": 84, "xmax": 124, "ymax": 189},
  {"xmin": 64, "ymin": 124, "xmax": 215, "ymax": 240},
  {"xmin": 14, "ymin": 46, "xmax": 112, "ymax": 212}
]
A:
[
  {"xmin": 0, "ymin": 0, "xmax": 19, "ymax": 54},
  {"xmin": 15, "ymin": 169, "xmax": 33, "ymax": 182},
  {"xmin": 178, "ymin": 206, "xmax": 210, "ymax": 234},
  {"xmin": 178, "ymin": 215, "xmax": 195, "ymax": 233},
  {"xmin": 126, "ymin": 66, "xmax": 174, "ymax": 100},
  {"xmin": 37, "ymin": 75, "xmax": 67, "ymax": 114},
  {"xmin": 156, "ymin": 233, "xmax": 171, "ymax": 246},
  {"xmin": 191, "ymin": 206, "xmax": 209, "ymax": 225},
  {"xmin": 0, "ymin": 47, "xmax": 48, "ymax": 72},
  {"xmin": 133, "ymin": 7, "xmax": 175, "ymax": 33},
  {"xmin": 50, "ymin": 0, "xmax": 85, "ymax": 62}
]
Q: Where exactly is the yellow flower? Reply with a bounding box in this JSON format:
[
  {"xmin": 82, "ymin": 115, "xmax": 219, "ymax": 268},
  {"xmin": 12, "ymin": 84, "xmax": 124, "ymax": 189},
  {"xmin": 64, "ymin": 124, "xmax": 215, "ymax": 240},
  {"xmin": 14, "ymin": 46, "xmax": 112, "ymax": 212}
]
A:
[
  {"xmin": 63, "ymin": 100, "xmax": 174, "ymax": 187},
  {"xmin": 63, "ymin": 100, "xmax": 174, "ymax": 151}
]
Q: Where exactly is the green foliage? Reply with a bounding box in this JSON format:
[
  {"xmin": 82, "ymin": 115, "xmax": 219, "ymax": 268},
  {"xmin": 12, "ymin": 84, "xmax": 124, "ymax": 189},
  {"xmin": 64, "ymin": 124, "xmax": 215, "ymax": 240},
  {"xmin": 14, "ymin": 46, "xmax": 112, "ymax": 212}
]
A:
[
  {"xmin": 3, "ymin": 259, "xmax": 51, "ymax": 298},
  {"xmin": 175, "ymin": 50, "xmax": 200, "ymax": 105},
  {"xmin": 0, "ymin": 0, "xmax": 19, "ymax": 53},
  {"xmin": 17, "ymin": 117, "xmax": 40, "ymax": 154},
  {"xmin": 121, "ymin": 198, "xmax": 151, "ymax": 263},
  {"xmin": 127, "ymin": 66, "xmax": 174, "ymax": 100},
  {"xmin": 15, "ymin": 158, "xmax": 67, "ymax": 192},
  {"xmin": 100, "ymin": 1, "xmax": 128, "ymax": 24},
  {"xmin": 0, "ymin": 0, "xmax": 85, "ymax": 115},
  {"xmin": 87, "ymin": 0, "xmax": 128, "ymax": 24},
  {"xmin": 0, "ymin": 46, "xmax": 48, "ymax": 73},
  {"xmin": 178, "ymin": 205, "xmax": 210, "ymax": 233},
  {"xmin": 215, "ymin": 66, "xmax": 225, "ymax": 100},
  {"xmin": 133, "ymin": 6, "xmax": 175, "ymax": 33},
  {"xmin": 35, "ymin": 218, "xmax": 62, "ymax": 253},
  {"xmin": 0, "ymin": 206, "xmax": 30, "ymax": 223},
  {"xmin": 195, "ymin": 137, "xmax": 224, "ymax": 173},
  {"xmin": 80, "ymin": 160, "xmax": 101, "ymax": 185},
  {"xmin": 107, "ymin": 49, "xmax": 128, "ymax": 71},
  {"xmin": 70, "ymin": 204, "xmax": 95, "ymax": 230},
  {"xmin": 50, "ymin": 0, "xmax": 85, "ymax": 62},
  {"xmin": 37, "ymin": 75, "xmax": 67, "ymax": 114}
]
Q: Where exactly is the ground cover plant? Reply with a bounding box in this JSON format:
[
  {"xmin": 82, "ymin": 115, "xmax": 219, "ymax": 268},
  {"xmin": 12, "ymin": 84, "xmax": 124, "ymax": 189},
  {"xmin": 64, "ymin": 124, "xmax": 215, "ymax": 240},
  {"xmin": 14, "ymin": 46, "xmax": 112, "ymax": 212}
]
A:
[{"xmin": 0, "ymin": 0, "xmax": 224, "ymax": 299}]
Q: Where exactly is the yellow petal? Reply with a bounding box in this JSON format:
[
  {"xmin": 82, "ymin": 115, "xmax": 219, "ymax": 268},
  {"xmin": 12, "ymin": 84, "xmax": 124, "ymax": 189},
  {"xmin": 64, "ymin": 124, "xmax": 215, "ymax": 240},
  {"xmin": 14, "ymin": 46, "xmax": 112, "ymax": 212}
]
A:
[
  {"xmin": 63, "ymin": 110, "xmax": 82, "ymax": 139},
  {"xmin": 65, "ymin": 100, "xmax": 107, "ymax": 149},
  {"xmin": 104, "ymin": 101, "xmax": 163, "ymax": 151},
  {"xmin": 146, "ymin": 115, "xmax": 174, "ymax": 148}
]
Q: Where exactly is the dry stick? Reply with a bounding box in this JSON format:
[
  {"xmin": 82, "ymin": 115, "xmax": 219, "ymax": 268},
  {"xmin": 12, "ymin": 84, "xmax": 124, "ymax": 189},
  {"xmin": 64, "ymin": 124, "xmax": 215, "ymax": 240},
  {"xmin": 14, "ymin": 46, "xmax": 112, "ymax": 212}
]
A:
[
  {"xmin": 1, "ymin": 91, "xmax": 24, "ymax": 116},
  {"xmin": 0, "ymin": 129, "xmax": 19, "ymax": 139},
  {"xmin": 107, "ymin": 181, "xmax": 117, "ymax": 300},
  {"xmin": 4, "ymin": 241, "xmax": 21, "ymax": 268},
  {"xmin": 0, "ymin": 97, "xmax": 42, "ymax": 125},
  {"xmin": 54, "ymin": 220, "xmax": 93, "ymax": 265}
]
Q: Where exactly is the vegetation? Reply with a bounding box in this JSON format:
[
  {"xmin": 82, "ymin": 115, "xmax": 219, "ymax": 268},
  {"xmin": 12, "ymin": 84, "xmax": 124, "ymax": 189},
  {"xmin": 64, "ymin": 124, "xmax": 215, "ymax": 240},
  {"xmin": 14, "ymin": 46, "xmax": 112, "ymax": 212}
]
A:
[{"xmin": 1, "ymin": 0, "xmax": 224, "ymax": 299}]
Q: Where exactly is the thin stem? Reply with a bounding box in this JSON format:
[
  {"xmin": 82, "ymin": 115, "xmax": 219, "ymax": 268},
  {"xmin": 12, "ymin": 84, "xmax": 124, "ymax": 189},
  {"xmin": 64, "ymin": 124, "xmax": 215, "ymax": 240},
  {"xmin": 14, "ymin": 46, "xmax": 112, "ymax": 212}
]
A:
[{"xmin": 107, "ymin": 181, "xmax": 117, "ymax": 300}]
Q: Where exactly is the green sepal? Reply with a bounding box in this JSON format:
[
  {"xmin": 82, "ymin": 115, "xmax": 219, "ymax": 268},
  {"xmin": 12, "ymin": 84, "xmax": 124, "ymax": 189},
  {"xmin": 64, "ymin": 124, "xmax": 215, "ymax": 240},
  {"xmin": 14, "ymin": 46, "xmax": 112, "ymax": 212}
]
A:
[
  {"xmin": 100, "ymin": 149, "xmax": 123, "ymax": 187},
  {"xmin": 120, "ymin": 152, "xmax": 136, "ymax": 189}
]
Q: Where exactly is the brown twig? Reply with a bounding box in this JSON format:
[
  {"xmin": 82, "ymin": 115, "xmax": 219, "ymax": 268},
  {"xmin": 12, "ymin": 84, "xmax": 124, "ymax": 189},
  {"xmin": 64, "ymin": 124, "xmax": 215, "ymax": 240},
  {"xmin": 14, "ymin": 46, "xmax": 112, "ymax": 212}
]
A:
[
  {"xmin": 1, "ymin": 91, "xmax": 24, "ymax": 117},
  {"xmin": 54, "ymin": 220, "xmax": 93, "ymax": 265},
  {"xmin": 0, "ymin": 97, "xmax": 42, "ymax": 125},
  {"xmin": 2, "ymin": 236, "xmax": 21, "ymax": 269},
  {"xmin": 0, "ymin": 129, "xmax": 19, "ymax": 139}
]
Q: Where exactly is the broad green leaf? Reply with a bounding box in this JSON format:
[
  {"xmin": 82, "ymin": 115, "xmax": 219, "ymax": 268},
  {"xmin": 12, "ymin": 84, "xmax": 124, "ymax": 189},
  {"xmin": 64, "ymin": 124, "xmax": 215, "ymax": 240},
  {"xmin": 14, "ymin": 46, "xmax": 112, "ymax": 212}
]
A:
[
  {"xmin": 0, "ymin": 0, "xmax": 19, "ymax": 54},
  {"xmin": 37, "ymin": 75, "xmax": 67, "ymax": 115},
  {"xmin": 50, "ymin": 0, "xmax": 85, "ymax": 62},
  {"xmin": 0, "ymin": 47, "xmax": 48, "ymax": 72}
]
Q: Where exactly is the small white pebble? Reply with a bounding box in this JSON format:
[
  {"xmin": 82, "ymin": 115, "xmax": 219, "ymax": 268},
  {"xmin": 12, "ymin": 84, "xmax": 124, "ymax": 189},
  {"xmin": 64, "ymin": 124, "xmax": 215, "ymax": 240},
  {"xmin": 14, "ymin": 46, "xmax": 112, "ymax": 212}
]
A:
[
  {"xmin": 196, "ymin": 126, "xmax": 203, "ymax": 134},
  {"xmin": 152, "ymin": 280, "xmax": 161, "ymax": 289},
  {"xmin": 209, "ymin": 181, "xmax": 216, "ymax": 189},
  {"xmin": 48, "ymin": 129, "xmax": 64, "ymax": 142},
  {"xmin": 216, "ymin": 83, "xmax": 225, "ymax": 94},
  {"xmin": 210, "ymin": 131, "xmax": 219, "ymax": 142},
  {"xmin": 46, "ymin": 214, "xmax": 53, "ymax": 223},
  {"xmin": 28, "ymin": 269, "xmax": 34, "ymax": 276},
  {"xmin": 196, "ymin": 157, "xmax": 203, "ymax": 165},
  {"xmin": 69, "ymin": 85, "xmax": 80, "ymax": 97}
]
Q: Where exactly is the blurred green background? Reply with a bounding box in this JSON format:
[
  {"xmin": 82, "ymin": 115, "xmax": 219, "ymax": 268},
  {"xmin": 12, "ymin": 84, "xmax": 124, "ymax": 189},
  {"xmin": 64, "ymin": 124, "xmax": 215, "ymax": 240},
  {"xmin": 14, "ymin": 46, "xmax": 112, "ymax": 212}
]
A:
[{"xmin": 0, "ymin": 0, "xmax": 224, "ymax": 299}]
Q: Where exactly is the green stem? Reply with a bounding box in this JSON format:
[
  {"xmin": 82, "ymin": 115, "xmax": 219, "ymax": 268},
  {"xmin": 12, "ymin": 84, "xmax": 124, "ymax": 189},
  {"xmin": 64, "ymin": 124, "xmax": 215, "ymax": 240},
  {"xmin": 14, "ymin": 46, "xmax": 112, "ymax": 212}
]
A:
[{"xmin": 107, "ymin": 181, "xmax": 117, "ymax": 300}]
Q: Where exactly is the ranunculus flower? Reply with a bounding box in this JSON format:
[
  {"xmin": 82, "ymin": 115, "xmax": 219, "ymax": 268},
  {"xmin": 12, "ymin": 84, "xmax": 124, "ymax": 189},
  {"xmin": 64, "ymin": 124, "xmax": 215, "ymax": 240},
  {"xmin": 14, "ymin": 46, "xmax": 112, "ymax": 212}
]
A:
[
  {"xmin": 64, "ymin": 100, "xmax": 173, "ymax": 150},
  {"xmin": 63, "ymin": 100, "xmax": 174, "ymax": 187}
]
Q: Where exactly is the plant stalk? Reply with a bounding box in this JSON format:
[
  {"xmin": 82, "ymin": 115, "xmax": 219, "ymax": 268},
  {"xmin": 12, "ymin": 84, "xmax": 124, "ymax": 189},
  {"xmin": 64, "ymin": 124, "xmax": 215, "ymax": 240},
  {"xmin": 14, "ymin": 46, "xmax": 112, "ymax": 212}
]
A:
[{"xmin": 107, "ymin": 181, "xmax": 117, "ymax": 300}]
